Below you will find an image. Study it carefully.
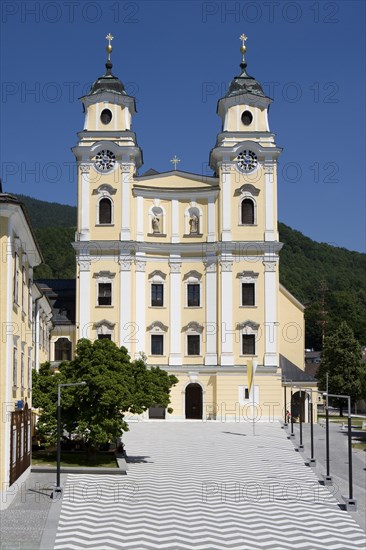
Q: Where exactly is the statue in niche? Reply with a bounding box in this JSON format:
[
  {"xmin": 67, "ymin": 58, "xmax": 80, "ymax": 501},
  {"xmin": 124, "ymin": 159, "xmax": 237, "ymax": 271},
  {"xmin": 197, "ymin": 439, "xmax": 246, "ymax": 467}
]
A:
[
  {"xmin": 189, "ymin": 213, "xmax": 199, "ymax": 234},
  {"xmin": 152, "ymin": 215, "xmax": 160, "ymax": 234}
]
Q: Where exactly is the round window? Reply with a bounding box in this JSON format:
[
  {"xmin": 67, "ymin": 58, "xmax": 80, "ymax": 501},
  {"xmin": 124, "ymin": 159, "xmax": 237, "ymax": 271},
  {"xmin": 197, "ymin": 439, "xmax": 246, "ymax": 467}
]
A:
[
  {"xmin": 241, "ymin": 110, "xmax": 253, "ymax": 126},
  {"xmin": 100, "ymin": 109, "xmax": 112, "ymax": 125}
]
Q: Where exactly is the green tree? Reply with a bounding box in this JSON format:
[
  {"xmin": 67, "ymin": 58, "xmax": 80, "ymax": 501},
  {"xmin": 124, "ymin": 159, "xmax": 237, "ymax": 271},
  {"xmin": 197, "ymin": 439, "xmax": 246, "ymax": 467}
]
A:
[
  {"xmin": 316, "ymin": 321, "xmax": 364, "ymax": 415},
  {"xmin": 33, "ymin": 339, "xmax": 178, "ymax": 449}
]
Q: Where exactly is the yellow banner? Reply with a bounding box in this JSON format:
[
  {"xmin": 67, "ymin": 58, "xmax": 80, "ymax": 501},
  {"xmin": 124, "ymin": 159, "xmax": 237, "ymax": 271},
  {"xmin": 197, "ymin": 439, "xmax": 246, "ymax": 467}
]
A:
[{"xmin": 247, "ymin": 359, "xmax": 253, "ymax": 394}]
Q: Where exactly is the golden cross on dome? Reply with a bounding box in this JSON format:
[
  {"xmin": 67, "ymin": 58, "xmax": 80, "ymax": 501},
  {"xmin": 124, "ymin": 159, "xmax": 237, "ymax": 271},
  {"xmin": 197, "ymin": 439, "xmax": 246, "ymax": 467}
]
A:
[
  {"xmin": 240, "ymin": 33, "xmax": 248, "ymax": 63},
  {"xmin": 106, "ymin": 33, "xmax": 114, "ymax": 61},
  {"xmin": 170, "ymin": 155, "xmax": 181, "ymax": 170}
]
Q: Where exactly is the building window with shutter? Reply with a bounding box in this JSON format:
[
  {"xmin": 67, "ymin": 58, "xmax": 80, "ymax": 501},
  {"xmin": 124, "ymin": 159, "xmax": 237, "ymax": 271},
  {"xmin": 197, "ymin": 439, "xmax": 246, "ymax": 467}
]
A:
[
  {"xmin": 151, "ymin": 334, "xmax": 164, "ymax": 356},
  {"xmin": 14, "ymin": 253, "xmax": 19, "ymax": 305},
  {"xmin": 242, "ymin": 283, "xmax": 255, "ymax": 306},
  {"xmin": 98, "ymin": 198, "xmax": 112, "ymax": 224},
  {"xmin": 187, "ymin": 284, "xmax": 200, "ymax": 307},
  {"xmin": 241, "ymin": 198, "xmax": 255, "ymax": 225},
  {"xmin": 55, "ymin": 338, "xmax": 72, "ymax": 361},
  {"xmin": 242, "ymin": 334, "xmax": 255, "ymax": 355},
  {"xmin": 151, "ymin": 284, "xmax": 164, "ymax": 307},
  {"xmin": 98, "ymin": 283, "xmax": 112, "ymax": 306},
  {"xmin": 187, "ymin": 334, "xmax": 200, "ymax": 356},
  {"xmin": 13, "ymin": 346, "xmax": 18, "ymax": 388}
]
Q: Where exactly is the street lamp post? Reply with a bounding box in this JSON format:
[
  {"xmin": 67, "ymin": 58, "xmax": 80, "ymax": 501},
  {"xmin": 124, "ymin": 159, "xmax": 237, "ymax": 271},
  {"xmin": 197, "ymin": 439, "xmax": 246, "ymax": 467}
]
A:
[
  {"xmin": 53, "ymin": 381, "xmax": 87, "ymax": 497},
  {"xmin": 308, "ymin": 390, "xmax": 316, "ymax": 466},
  {"xmin": 298, "ymin": 387, "xmax": 304, "ymax": 450},
  {"xmin": 290, "ymin": 386, "xmax": 295, "ymax": 438}
]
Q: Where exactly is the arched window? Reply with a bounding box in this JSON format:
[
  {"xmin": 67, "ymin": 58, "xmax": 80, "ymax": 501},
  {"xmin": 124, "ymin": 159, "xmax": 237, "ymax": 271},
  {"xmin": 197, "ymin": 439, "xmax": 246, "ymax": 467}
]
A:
[
  {"xmin": 54, "ymin": 338, "xmax": 72, "ymax": 361},
  {"xmin": 99, "ymin": 198, "xmax": 112, "ymax": 224},
  {"xmin": 241, "ymin": 199, "xmax": 254, "ymax": 225}
]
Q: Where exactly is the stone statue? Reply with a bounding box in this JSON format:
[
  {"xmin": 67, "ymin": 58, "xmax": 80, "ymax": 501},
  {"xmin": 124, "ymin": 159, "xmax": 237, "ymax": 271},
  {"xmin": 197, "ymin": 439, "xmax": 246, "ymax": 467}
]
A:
[
  {"xmin": 189, "ymin": 214, "xmax": 199, "ymax": 234},
  {"xmin": 152, "ymin": 215, "xmax": 160, "ymax": 234}
]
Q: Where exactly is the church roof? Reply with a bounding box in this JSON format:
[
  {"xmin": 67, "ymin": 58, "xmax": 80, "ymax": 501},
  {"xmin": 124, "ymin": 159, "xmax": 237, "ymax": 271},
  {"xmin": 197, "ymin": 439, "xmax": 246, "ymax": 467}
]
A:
[
  {"xmin": 86, "ymin": 61, "xmax": 126, "ymax": 97},
  {"xmin": 225, "ymin": 62, "xmax": 268, "ymax": 99}
]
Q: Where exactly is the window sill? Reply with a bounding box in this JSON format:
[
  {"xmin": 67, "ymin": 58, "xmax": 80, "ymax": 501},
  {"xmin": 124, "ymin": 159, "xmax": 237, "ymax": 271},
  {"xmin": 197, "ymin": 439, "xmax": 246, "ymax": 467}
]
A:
[
  {"xmin": 185, "ymin": 355, "xmax": 202, "ymax": 358},
  {"xmin": 96, "ymin": 224, "xmax": 115, "ymax": 227},
  {"xmin": 150, "ymin": 354, "xmax": 165, "ymax": 357},
  {"xmin": 240, "ymin": 354, "xmax": 258, "ymax": 358},
  {"xmin": 238, "ymin": 224, "xmax": 257, "ymax": 227},
  {"xmin": 96, "ymin": 305, "xmax": 113, "ymax": 308},
  {"xmin": 150, "ymin": 306, "xmax": 166, "ymax": 309},
  {"xmin": 185, "ymin": 306, "xmax": 202, "ymax": 309},
  {"xmin": 239, "ymin": 305, "xmax": 257, "ymax": 308},
  {"xmin": 183, "ymin": 234, "xmax": 203, "ymax": 238},
  {"xmin": 147, "ymin": 233, "xmax": 167, "ymax": 237}
]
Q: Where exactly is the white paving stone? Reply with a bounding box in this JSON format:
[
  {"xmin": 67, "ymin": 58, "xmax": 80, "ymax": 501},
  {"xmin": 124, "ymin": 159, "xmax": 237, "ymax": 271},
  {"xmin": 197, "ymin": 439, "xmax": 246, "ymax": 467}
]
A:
[{"xmin": 54, "ymin": 422, "xmax": 366, "ymax": 549}]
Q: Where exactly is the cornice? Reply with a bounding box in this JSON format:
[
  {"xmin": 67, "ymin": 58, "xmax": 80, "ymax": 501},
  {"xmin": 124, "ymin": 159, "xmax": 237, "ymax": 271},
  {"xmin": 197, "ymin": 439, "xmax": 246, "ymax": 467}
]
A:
[{"xmin": 73, "ymin": 240, "xmax": 283, "ymax": 256}]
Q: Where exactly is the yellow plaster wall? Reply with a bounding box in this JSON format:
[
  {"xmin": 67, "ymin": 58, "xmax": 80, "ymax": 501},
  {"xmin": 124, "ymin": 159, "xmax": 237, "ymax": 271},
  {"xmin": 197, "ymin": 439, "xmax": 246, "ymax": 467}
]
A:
[{"xmin": 279, "ymin": 288, "xmax": 305, "ymax": 369}]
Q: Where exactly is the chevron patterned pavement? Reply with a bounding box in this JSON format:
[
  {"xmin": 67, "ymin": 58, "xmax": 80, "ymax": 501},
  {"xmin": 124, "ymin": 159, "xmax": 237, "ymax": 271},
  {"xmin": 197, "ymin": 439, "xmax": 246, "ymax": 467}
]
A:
[{"xmin": 53, "ymin": 422, "xmax": 366, "ymax": 549}]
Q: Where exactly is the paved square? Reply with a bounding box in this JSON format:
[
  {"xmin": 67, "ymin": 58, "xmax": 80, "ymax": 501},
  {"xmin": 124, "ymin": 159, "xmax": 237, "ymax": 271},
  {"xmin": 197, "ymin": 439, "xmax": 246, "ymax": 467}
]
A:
[{"xmin": 53, "ymin": 422, "xmax": 366, "ymax": 549}]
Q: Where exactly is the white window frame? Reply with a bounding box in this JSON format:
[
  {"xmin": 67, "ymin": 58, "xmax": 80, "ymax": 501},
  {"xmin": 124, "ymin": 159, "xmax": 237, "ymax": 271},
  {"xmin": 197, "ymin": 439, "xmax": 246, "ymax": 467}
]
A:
[
  {"xmin": 238, "ymin": 271, "xmax": 258, "ymax": 308},
  {"xmin": 27, "ymin": 348, "xmax": 32, "ymax": 390},
  {"xmin": 148, "ymin": 271, "xmax": 166, "ymax": 308},
  {"xmin": 184, "ymin": 271, "xmax": 202, "ymax": 308},
  {"xmin": 97, "ymin": 196, "xmax": 114, "ymax": 225},
  {"xmin": 148, "ymin": 321, "xmax": 168, "ymax": 357},
  {"xmin": 238, "ymin": 385, "xmax": 260, "ymax": 405},
  {"xmin": 94, "ymin": 271, "xmax": 115, "ymax": 307},
  {"xmin": 236, "ymin": 184, "xmax": 260, "ymax": 227},
  {"xmin": 238, "ymin": 320, "xmax": 259, "ymax": 357},
  {"xmin": 184, "ymin": 322, "xmax": 203, "ymax": 357},
  {"xmin": 12, "ymin": 340, "xmax": 18, "ymax": 388},
  {"xmin": 94, "ymin": 319, "xmax": 115, "ymax": 340},
  {"xmin": 21, "ymin": 343, "xmax": 26, "ymax": 389},
  {"xmin": 21, "ymin": 266, "xmax": 26, "ymax": 313},
  {"xmin": 14, "ymin": 252, "xmax": 19, "ymax": 305}
]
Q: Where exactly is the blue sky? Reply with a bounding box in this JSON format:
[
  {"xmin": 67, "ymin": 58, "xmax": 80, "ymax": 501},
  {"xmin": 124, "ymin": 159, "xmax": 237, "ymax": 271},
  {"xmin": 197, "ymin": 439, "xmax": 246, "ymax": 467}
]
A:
[{"xmin": 1, "ymin": 0, "xmax": 365, "ymax": 252}]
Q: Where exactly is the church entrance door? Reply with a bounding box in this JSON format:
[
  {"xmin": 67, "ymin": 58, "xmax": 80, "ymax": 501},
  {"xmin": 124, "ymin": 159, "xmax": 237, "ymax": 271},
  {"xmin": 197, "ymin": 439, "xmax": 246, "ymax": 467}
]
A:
[{"xmin": 185, "ymin": 383, "xmax": 203, "ymax": 419}]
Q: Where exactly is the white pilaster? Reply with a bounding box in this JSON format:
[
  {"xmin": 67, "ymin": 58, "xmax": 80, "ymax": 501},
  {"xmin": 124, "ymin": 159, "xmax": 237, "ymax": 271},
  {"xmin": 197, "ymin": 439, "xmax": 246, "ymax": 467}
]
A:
[
  {"xmin": 220, "ymin": 257, "xmax": 234, "ymax": 365},
  {"xmin": 169, "ymin": 259, "xmax": 182, "ymax": 365},
  {"xmin": 134, "ymin": 255, "xmax": 146, "ymax": 357},
  {"xmin": 78, "ymin": 257, "xmax": 91, "ymax": 340},
  {"xmin": 263, "ymin": 258, "xmax": 278, "ymax": 366},
  {"xmin": 120, "ymin": 164, "xmax": 133, "ymax": 240},
  {"xmin": 204, "ymin": 259, "xmax": 217, "ymax": 365},
  {"xmin": 136, "ymin": 195, "xmax": 144, "ymax": 242},
  {"xmin": 221, "ymin": 164, "xmax": 232, "ymax": 241},
  {"xmin": 207, "ymin": 196, "xmax": 216, "ymax": 242},
  {"xmin": 171, "ymin": 199, "xmax": 179, "ymax": 243},
  {"xmin": 264, "ymin": 161, "xmax": 275, "ymax": 241},
  {"xmin": 79, "ymin": 164, "xmax": 91, "ymax": 241},
  {"xmin": 119, "ymin": 256, "xmax": 132, "ymax": 352}
]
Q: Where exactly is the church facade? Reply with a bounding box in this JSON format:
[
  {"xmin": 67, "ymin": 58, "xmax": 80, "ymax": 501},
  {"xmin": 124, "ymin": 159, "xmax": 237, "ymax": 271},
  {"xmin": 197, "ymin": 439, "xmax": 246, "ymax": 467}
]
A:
[{"xmin": 72, "ymin": 36, "xmax": 307, "ymax": 421}]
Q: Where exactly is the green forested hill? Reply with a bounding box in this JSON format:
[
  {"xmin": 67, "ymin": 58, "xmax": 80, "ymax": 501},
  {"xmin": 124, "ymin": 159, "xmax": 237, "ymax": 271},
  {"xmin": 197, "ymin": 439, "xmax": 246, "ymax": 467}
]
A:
[{"xmin": 15, "ymin": 194, "xmax": 366, "ymax": 350}]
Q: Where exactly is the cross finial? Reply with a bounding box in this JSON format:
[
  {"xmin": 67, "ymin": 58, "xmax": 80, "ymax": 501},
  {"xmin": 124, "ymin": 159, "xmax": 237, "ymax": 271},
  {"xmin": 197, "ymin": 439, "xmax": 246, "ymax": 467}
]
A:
[
  {"xmin": 170, "ymin": 155, "xmax": 181, "ymax": 170},
  {"xmin": 106, "ymin": 33, "xmax": 114, "ymax": 61},
  {"xmin": 240, "ymin": 33, "xmax": 248, "ymax": 64}
]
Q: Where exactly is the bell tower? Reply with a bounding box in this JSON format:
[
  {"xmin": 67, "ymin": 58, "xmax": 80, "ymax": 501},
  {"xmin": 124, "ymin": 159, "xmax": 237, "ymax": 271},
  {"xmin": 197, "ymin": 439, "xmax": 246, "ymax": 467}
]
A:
[
  {"xmin": 210, "ymin": 34, "xmax": 282, "ymax": 243},
  {"xmin": 72, "ymin": 34, "xmax": 142, "ymax": 242}
]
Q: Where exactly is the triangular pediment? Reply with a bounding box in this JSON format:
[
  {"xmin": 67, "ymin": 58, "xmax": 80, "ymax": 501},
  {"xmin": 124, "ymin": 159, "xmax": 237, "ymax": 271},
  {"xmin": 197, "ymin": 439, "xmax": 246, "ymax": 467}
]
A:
[{"xmin": 134, "ymin": 170, "xmax": 218, "ymax": 190}]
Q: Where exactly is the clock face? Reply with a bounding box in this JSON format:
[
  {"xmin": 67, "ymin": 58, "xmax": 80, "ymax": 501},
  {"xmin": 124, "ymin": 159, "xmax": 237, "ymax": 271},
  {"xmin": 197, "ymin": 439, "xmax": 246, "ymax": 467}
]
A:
[
  {"xmin": 95, "ymin": 150, "xmax": 116, "ymax": 171},
  {"xmin": 237, "ymin": 150, "xmax": 258, "ymax": 172}
]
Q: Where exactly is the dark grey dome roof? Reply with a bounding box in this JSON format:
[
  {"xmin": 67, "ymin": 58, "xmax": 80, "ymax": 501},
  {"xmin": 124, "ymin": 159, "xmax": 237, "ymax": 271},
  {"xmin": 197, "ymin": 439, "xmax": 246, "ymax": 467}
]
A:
[
  {"xmin": 87, "ymin": 61, "xmax": 126, "ymax": 97},
  {"xmin": 225, "ymin": 63, "xmax": 267, "ymax": 99}
]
